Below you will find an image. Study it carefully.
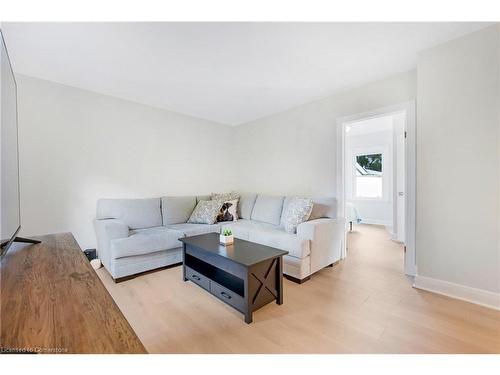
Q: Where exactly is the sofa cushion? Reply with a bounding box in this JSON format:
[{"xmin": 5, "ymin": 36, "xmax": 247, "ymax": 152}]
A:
[
  {"xmin": 129, "ymin": 226, "xmax": 167, "ymax": 235},
  {"xmin": 161, "ymin": 196, "xmax": 196, "ymax": 225},
  {"xmin": 280, "ymin": 196, "xmax": 294, "ymax": 226},
  {"xmin": 250, "ymin": 194, "xmax": 284, "ymax": 226},
  {"xmin": 166, "ymin": 223, "xmax": 221, "ymax": 237},
  {"xmin": 96, "ymin": 198, "xmax": 162, "ymax": 229},
  {"xmin": 110, "ymin": 227, "xmax": 184, "ymax": 259},
  {"xmin": 309, "ymin": 197, "xmax": 337, "ymax": 220},
  {"xmin": 248, "ymin": 227, "xmax": 310, "ymax": 259},
  {"xmin": 238, "ymin": 193, "xmax": 257, "ymax": 219},
  {"xmin": 281, "ymin": 197, "xmax": 313, "ymax": 233},
  {"xmin": 188, "ymin": 200, "xmax": 222, "ymax": 224},
  {"xmin": 221, "ymin": 219, "xmax": 276, "ymax": 240},
  {"xmin": 222, "ymin": 219, "xmax": 310, "ymax": 259}
]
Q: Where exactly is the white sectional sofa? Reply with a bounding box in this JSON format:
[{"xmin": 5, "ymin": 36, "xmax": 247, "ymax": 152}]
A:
[{"xmin": 94, "ymin": 194, "xmax": 345, "ymax": 283}]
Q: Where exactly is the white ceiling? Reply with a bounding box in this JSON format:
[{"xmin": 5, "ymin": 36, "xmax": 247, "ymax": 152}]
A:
[{"xmin": 2, "ymin": 22, "xmax": 491, "ymax": 125}]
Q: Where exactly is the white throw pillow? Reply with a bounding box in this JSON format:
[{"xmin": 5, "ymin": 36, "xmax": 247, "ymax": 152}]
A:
[
  {"xmin": 282, "ymin": 197, "xmax": 314, "ymax": 234},
  {"xmin": 188, "ymin": 200, "xmax": 222, "ymax": 225}
]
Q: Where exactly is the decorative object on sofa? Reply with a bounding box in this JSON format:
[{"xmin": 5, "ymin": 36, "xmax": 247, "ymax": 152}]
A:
[
  {"xmin": 216, "ymin": 199, "xmax": 238, "ymax": 222},
  {"xmin": 281, "ymin": 197, "xmax": 314, "ymax": 234},
  {"xmin": 212, "ymin": 192, "xmax": 240, "ymax": 222},
  {"xmin": 220, "ymin": 228, "xmax": 234, "ymax": 245},
  {"xmin": 308, "ymin": 197, "xmax": 337, "ymax": 220},
  {"xmin": 211, "ymin": 191, "xmax": 240, "ymax": 201},
  {"xmin": 188, "ymin": 200, "xmax": 222, "ymax": 224}
]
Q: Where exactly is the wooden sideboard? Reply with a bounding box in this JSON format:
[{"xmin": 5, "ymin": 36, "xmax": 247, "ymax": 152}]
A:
[{"xmin": 0, "ymin": 232, "xmax": 146, "ymax": 354}]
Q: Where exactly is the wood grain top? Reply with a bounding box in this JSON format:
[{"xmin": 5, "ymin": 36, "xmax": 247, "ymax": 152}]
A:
[
  {"xmin": 0, "ymin": 233, "xmax": 146, "ymax": 354},
  {"xmin": 180, "ymin": 232, "xmax": 288, "ymax": 266}
]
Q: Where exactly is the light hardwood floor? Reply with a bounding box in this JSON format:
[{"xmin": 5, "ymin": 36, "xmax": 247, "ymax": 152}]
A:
[{"xmin": 97, "ymin": 224, "xmax": 500, "ymax": 353}]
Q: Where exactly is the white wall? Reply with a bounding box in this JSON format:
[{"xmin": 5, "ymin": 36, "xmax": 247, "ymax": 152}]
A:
[
  {"xmin": 345, "ymin": 129, "xmax": 393, "ymax": 227},
  {"xmin": 416, "ymin": 25, "xmax": 500, "ymax": 296},
  {"xmin": 16, "ymin": 75, "xmax": 234, "ymax": 250},
  {"xmin": 232, "ymin": 71, "xmax": 416, "ymax": 197},
  {"xmin": 498, "ymin": 25, "xmax": 500, "ymax": 301}
]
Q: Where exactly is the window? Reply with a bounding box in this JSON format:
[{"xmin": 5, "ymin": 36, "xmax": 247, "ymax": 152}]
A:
[{"xmin": 355, "ymin": 153, "xmax": 383, "ymax": 199}]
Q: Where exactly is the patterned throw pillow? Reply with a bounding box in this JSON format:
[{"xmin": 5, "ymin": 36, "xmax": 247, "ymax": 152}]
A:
[
  {"xmin": 282, "ymin": 197, "xmax": 314, "ymax": 234},
  {"xmin": 187, "ymin": 200, "xmax": 222, "ymax": 225},
  {"xmin": 211, "ymin": 191, "xmax": 240, "ymax": 202},
  {"xmin": 216, "ymin": 199, "xmax": 238, "ymax": 222}
]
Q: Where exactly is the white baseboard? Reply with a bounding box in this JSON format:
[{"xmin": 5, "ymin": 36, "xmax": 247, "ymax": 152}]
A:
[
  {"xmin": 414, "ymin": 275, "xmax": 500, "ymax": 311},
  {"xmin": 359, "ymin": 218, "xmax": 392, "ymax": 226}
]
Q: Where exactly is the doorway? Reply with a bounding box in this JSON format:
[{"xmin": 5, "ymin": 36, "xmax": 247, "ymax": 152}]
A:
[{"xmin": 336, "ymin": 102, "xmax": 416, "ymax": 276}]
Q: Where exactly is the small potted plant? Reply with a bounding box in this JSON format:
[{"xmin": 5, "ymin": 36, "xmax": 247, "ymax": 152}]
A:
[{"xmin": 220, "ymin": 228, "xmax": 234, "ymax": 246}]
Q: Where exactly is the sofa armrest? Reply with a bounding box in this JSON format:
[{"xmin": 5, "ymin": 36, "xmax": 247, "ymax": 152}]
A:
[
  {"xmin": 93, "ymin": 219, "xmax": 129, "ymax": 270},
  {"xmin": 297, "ymin": 218, "xmax": 346, "ymax": 274}
]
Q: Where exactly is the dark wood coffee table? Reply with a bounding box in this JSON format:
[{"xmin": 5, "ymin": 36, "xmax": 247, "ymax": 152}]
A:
[{"xmin": 180, "ymin": 233, "xmax": 288, "ymax": 323}]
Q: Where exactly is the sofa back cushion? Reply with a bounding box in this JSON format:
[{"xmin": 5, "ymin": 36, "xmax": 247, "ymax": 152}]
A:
[
  {"xmin": 96, "ymin": 198, "xmax": 162, "ymax": 229},
  {"xmin": 161, "ymin": 196, "xmax": 197, "ymax": 225},
  {"xmin": 238, "ymin": 193, "xmax": 257, "ymax": 219},
  {"xmin": 250, "ymin": 194, "xmax": 285, "ymax": 226},
  {"xmin": 309, "ymin": 197, "xmax": 337, "ymax": 220},
  {"xmin": 280, "ymin": 196, "xmax": 294, "ymax": 226}
]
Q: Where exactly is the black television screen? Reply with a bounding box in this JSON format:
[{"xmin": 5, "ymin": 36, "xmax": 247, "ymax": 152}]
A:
[{"xmin": 0, "ymin": 29, "xmax": 21, "ymax": 255}]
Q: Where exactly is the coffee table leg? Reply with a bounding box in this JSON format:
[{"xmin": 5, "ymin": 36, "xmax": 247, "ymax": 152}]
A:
[
  {"xmin": 276, "ymin": 256, "xmax": 283, "ymax": 305},
  {"xmin": 245, "ymin": 311, "xmax": 253, "ymax": 324},
  {"xmin": 182, "ymin": 244, "xmax": 188, "ymax": 281}
]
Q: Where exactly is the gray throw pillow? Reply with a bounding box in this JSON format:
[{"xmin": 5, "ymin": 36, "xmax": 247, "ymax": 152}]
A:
[
  {"xmin": 188, "ymin": 200, "xmax": 222, "ymax": 224},
  {"xmin": 282, "ymin": 197, "xmax": 314, "ymax": 234}
]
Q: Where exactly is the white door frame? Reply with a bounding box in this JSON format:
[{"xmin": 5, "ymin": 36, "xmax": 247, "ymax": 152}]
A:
[{"xmin": 336, "ymin": 101, "xmax": 417, "ymax": 276}]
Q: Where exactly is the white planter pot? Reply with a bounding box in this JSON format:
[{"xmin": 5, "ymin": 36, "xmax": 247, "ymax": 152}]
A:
[{"xmin": 219, "ymin": 234, "xmax": 234, "ymax": 246}]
